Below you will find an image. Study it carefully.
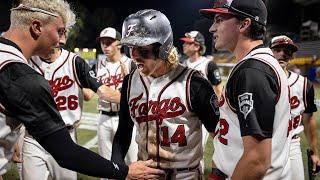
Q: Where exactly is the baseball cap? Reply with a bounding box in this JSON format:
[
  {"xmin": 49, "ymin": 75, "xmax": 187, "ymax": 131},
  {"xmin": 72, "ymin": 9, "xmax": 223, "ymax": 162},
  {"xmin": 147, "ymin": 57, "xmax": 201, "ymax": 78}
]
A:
[
  {"xmin": 199, "ymin": 0, "xmax": 267, "ymax": 26},
  {"xmin": 96, "ymin": 27, "xmax": 121, "ymax": 42},
  {"xmin": 270, "ymin": 35, "xmax": 298, "ymax": 53},
  {"xmin": 180, "ymin": 31, "xmax": 205, "ymax": 45},
  {"xmin": 180, "ymin": 31, "xmax": 206, "ymax": 54}
]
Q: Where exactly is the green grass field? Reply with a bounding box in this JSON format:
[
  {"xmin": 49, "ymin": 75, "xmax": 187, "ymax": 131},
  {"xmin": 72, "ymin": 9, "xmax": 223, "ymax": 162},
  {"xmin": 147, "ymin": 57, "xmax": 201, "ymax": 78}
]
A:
[{"xmin": 3, "ymin": 84, "xmax": 320, "ymax": 180}]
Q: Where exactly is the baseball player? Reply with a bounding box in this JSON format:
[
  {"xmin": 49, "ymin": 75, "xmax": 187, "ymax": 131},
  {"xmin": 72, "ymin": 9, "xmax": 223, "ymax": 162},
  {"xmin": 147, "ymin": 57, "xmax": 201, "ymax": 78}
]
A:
[
  {"xmin": 87, "ymin": 28, "xmax": 138, "ymax": 168},
  {"xmin": 180, "ymin": 30, "xmax": 223, "ymax": 173},
  {"xmin": 0, "ymin": 1, "xmax": 164, "ymax": 179},
  {"xmin": 200, "ymin": 0, "xmax": 292, "ymax": 179},
  {"xmin": 270, "ymin": 35, "xmax": 320, "ymax": 180},
  {"xmin": 23, "ymin": 29, "xmax": 83, "ymax": 179},
  {"xmin": 111, "ymin": 9, "xmax": 220, "ymax": 180}
]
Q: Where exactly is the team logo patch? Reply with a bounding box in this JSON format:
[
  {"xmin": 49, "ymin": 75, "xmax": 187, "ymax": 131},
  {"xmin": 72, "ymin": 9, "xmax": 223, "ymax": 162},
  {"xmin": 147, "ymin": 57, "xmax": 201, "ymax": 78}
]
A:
[
  {"xmin": 238, "ymin": 93, "xmax": 253, "ymax": 119},
  {"xmin": 213, "ymin": 69, "xmax": 221, "ymax": 80},
  {"xmin": 210, "ymin": 94, "xmax": 220, "ymax": 116}
]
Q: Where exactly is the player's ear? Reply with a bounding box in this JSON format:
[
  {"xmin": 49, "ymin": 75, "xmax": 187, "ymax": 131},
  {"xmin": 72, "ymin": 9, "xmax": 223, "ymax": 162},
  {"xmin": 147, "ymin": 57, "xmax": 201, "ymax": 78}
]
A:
[
  {"xmin": 239, "ymin": 18, "xmax": 251, "ymax": 32},
  {"xmin": 116, "ymin": 40, "xmax": 122, "ymax": 50},
  {"xmin": 30, "ymin": 19, "xmax": 42, "ymax": 40}
]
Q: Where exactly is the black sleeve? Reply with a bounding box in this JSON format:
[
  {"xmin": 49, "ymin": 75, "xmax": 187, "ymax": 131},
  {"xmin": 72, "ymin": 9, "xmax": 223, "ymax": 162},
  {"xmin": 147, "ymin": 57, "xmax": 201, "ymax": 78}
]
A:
[
  {"xmin": 91, "ymin": 63, "xmax": 97, "ymax": 73},
  {"xmin": 74, "ymin": 56, "xmax": 103, "ymax": 92},
  {"xmin": 0, "ymin": 63, "xmax": 65, "ymax": 139},
  {"xmin": 304, "ymin": 79, "xmax": 317, "ymax": 113},
  {"xmin": 227, "ymin": 59, "xmax": 278, "ymax": 138},
  {"xmin": 207, "ymin": 61, "xmax": 222, "ymax": 85},
  {"xmin": 190, "ymin": 71, "xmax": 220, "ymax": 132},
  {"xmin": 111, "ymin": 74, "xmax": 134, "ymax": 163},
  {"xmin": 38, "ymin": 127, "xmax": 128, "ymax": 179}
]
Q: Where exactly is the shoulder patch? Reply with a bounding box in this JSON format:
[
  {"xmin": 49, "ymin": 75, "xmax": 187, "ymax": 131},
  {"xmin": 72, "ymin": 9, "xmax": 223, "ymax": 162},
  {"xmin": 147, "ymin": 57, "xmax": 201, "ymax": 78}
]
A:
[
  {"xmin": 210, "ymin": 94, "xmax": 220, "ymax": 116},
  {"xmin": 238, "ymin": 92, "xmax": 253, "ymax": 119}
]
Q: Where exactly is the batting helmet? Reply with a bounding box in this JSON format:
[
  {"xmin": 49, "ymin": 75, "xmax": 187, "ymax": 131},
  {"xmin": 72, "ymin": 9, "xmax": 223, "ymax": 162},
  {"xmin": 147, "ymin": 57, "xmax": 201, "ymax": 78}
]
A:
[
  {"xmin": 121, "ymin": 9, "xmax": 173, "ymax": 60},
  {"xmin": 270, "ymin": 35, "xmax": 298, "ymax": 53}
]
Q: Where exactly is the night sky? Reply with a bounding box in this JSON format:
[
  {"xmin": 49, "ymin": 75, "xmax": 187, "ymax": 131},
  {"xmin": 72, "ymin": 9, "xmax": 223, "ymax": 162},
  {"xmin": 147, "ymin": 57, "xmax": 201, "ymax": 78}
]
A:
[{"xmin": 0, "ymin": 0, "xmax": 319, "ymax": 54}]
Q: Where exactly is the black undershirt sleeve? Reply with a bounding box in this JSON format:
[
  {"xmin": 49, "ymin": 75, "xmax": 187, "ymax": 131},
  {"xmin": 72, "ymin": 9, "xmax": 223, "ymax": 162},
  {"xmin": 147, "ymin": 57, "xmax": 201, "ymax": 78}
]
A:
[
  {"xmin": 0, "ymin": 63, "xmax": 129, "ymax": 179},
  {"xmin": 0, "ymin": 63, "xmax": 65, "ymax": 139},
  {"xmin": 38, "ymin": 127, "xmax": 129, "ymax": 179},
  {"xmin": 207, "ymin": 61, "xmax": 222, "ymax": 85},
  {"xmin": 227, "ymin": 59, "xmax": 278, "ymax": 138},
  {"xmin": 74, "ymin": 56, "xmax": 102, "ymax": 92},
  {"xmin": 190, "ymin": 72, "xmax": 220, "ymax": 133},
  {"xmin": 304, "ymin": 79, "xmax": 317, "ymax": 113},
  {"xmin": 111, "ymin": 74, "xmax": 134, "ymax": 163}
]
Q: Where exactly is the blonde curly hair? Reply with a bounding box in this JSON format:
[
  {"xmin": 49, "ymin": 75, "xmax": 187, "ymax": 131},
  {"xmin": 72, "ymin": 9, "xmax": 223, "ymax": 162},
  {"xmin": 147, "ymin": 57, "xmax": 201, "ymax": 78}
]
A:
[
  {"xmin": 166, "ymin": 46, "xmax": 179, "ymax": 69},
  {"xmin": 10, "ymin": 0, "xmax": 76, "ymax": 29}
]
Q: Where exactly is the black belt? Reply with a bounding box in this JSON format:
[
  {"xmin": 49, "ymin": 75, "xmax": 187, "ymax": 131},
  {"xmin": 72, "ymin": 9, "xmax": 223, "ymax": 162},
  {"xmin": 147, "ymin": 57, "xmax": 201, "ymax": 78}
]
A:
[
  {"xmin": 100, "ymin": 111, "xmax": 119, "ymax": 116},
  {"xmin": 161, "ymin": 163, "xmax": 200, "ymax": 179},
  {"xmin": 210, "ymin": 168, "xmax": 228, "ymax": 179},
  {"xmin": 66, "ymin": 125, "xmax": 76, "ymax": 130}
]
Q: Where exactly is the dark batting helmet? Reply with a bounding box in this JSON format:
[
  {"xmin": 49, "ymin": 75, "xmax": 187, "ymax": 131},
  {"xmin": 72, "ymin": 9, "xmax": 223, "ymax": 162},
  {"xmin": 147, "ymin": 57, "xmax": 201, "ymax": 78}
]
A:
[{"xmin": 121, "ymin": 9, "xmax": 173, "ymax": 60}]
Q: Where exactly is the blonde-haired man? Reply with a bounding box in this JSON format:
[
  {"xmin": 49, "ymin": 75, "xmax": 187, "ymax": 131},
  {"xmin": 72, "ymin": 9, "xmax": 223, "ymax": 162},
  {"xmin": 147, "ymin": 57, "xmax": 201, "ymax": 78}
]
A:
[
  {"xmin": 0, "ymin": 1, "xmax": 163, "ymax": 179},
  {"xmin": 112, "ymin": 9, "xmax": 220, "ymax": 179}
]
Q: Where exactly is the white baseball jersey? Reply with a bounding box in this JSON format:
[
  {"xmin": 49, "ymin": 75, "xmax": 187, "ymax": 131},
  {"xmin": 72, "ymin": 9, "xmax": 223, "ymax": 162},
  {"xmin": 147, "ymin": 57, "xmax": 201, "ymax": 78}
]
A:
[
  {"xmin": 213, "ymin": 48, "xmax": 292, "ymax": 179},
  {"xmin": 184, "ymin": 56, "xmax": 211, "ymax": 80},
  {"xmin": 96, "ymin": 55, "xmax": 132, "ymax": 112},
  {"xmin": 127, "ymin": 64, "xmax": 202, "ymax": 169},
  {"xmin": 0, "ymin": 42, "xmax": 27, "ymax": 175},
  {"xmin": 29, "ymin": 49, "xmax": 81, "ymax": 126},
  {"xmin": 287, "ymin": 72, "xmax": 306, "ymax": 135}
]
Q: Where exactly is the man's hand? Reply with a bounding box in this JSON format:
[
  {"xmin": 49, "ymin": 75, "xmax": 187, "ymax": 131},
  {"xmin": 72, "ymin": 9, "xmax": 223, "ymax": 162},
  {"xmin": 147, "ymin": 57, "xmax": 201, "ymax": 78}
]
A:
[
  {"xmin": 311, "ymin": 153, "xmax": 320, "ymax": 175},
  {"xmin": 12, "ymin": 143, "xmax": 23, "ymax": 163},
  {"xmin": 97, "ymin": 85, "xmax": 121, "ymax": 103},
  {"xmin": 126, "ymin": 159, "xmax": 165, "ymax": 180}
]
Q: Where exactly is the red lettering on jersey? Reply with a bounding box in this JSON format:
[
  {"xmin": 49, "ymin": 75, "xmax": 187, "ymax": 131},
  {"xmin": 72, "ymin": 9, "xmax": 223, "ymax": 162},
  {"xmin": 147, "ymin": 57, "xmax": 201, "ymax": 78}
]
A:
[
  {"xmin": 100, "ymin": 74, "xmax": 123, "ymax": 88},
  {"xmin": 49, "ymin": 75, "xmax": 74, "ymax": 97},
  {"xmin": 129, "ymin": 94, "xmax": 186, "ymax": 124},
  {"xmin": 219, "ymin": 94, "xmax": 225, "ymax": 107},
  {"xmin": 287, "ymin": 115, "xmax": 302, "ymax": 136},
  {"xmin": 290, "ymin": 96, "xmax": 300, "ymax": 109}
]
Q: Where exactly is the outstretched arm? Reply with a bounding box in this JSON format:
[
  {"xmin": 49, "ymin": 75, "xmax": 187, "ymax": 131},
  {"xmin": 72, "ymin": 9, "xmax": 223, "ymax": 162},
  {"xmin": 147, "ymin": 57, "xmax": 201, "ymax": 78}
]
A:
[
  {"xmin": 303, "ymin": 113, "xmax": 320, "ymax": 168},
  {"xmin": 97, "ymin": 85, "xmax": 121, "ymax": 103},
  {"xmin": 111, "ymin": 75, "xmax": 133, "ymax": 163},
  {"xmin": 82, "ymin": 88, "xmax": 95, "ymax": 101}
]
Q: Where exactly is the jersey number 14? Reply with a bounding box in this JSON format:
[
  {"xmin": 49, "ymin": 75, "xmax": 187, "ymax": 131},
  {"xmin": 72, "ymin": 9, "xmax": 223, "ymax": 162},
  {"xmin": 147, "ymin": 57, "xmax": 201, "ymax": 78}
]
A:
[{"xmin": 160, "ymin": 125, "xmax": 187, "ymax": 147}]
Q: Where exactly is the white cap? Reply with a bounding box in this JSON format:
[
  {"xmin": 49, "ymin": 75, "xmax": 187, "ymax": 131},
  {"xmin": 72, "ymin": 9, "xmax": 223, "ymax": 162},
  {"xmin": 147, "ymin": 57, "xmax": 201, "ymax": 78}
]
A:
[{"xmin": 97, "ymin": 27, "xmax": 121, "ymax": 41}]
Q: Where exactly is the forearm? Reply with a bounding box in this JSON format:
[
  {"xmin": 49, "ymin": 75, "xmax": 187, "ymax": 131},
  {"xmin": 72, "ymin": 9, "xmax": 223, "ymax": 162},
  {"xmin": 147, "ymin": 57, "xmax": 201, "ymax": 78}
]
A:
[
  {"xmin": 38, "ymin": 128, "xmax": 128, "ymax": 179},
  {"xmin": 232, "ymin": 137, "xmax": 271, "ymax": 180},
  {"xmin": 232, "ymin": 155, "xmax": 268, "ymax": 180},
  {"xmin": 308, "ymin": 116, "xmax": 318, "ymax": 155},
  {"xmin": 97, "ymin": 85, "xmax": 121, "ymax": 103},
  {"xmin": 82, "ymin": 88, "xmax": 95, "ymax": 101}
]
